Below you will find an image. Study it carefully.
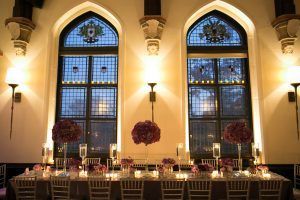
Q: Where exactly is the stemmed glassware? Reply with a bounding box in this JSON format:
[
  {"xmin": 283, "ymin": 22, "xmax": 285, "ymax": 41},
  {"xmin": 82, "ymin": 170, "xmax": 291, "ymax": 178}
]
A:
[
  {"xmin": 213, "ymin": 143, "xmax": 221, "ymax": 171},
  {"xmin": 176, "ymin": 143, "xmax": 184, "ymax": 172},
  {"xmin": 110, "ymin": 143, "xmax": 117, "ymax": 172},
  {"xmin": 79, "ymin": 143, "xmax": 87, "ymax": 172}
]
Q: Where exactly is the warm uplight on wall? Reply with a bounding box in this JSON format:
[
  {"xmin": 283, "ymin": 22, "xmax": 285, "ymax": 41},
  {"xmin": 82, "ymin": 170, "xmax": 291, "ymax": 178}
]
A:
[
  {"xmin": 6, "ymin": 67, "xmax": 23, "ymax": 140},
  {"xmin": 287, "ymin": 66, "xmax": 300, "ymax": 140}
]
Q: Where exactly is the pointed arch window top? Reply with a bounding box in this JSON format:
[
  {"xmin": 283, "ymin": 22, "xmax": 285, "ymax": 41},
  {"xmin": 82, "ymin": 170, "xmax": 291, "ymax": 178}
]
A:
[
  {"xmin": 64, "ymin": 16, "xmax": 118, "ymax": 47},
  {"xmin": 187, "ymin": 15, "xmax": 243, "ymax": 47}
]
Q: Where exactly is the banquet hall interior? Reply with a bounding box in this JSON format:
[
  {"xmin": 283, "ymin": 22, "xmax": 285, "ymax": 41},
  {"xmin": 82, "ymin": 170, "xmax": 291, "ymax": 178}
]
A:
[{"xmin": 0, "ymin": 0, "xmax": 300, "ymax": 199}]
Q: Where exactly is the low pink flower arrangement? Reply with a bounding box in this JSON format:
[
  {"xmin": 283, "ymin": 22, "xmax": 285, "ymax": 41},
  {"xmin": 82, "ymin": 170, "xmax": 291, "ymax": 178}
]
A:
[
  {"xmin": 257, "ymin": 165, "xmax": 269, "ymax": 172},
  {"xmin": 52, "ymin": 119, "xmax": 83, "ymax": 143},
  {"xmin": 162, "ymin": 158, "xmax": 176, "ymax": 167},
  {"xmin": 131, "ymin": 120, "xmax": 161, "ymax": 146},
  {"xmin": 219, "ymin": 158, "xmax": 234, "ymax": 173},
  {"xmin": 121, "ymin": 157, "xmax": 134, "ymax": 166},
  {"xmin": 197, "ymin": 164, "xmax": 215, "ymax": 172},
  {"xmin": 33, "ymin": 164, "xmax": 42, "ymax": 171},
  {"xmin": 191, "ymin": 165, "xmax": 199, "ymax": 174},
  {"xmin": 223, "ymin": 122, "xmax": 252, "ymax": 144},
  {"xmin": 94, "ymin": 164, "xmax": 107, "ymax": 173}
]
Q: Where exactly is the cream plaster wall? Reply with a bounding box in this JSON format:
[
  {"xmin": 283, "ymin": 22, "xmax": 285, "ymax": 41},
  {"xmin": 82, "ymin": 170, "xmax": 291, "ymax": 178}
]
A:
[{"xmin": 0, "ymin": 0, "xmax": 299, "ymax": 164}]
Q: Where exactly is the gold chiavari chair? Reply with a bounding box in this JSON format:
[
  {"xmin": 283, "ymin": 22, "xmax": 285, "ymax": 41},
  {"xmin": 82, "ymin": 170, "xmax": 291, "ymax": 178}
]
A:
[
  {"xmin": 0, "ymin": 164, "xmax": 6, "ymax": 199},
  {"xmin": 86, "ymin": 158, "xmax": 101, "ymax": 165},
  {"xmin": 14, "ymin": 176, "xmax": 37, "ymax": 200},
  {"xmin": 179, "ymin": 163, "xmax": 194, "ymax": 171},
  {"xmin": 120, "ymin": 178, "xmax": 144, "ymax": 200},
  {"xmin": 161, "ymin": 179, "xmax": 185, "ymax": 200},
  {"xmin": 294, "ymin": 164, "xmax": 300, "ymax": 198},
  {"xmin": 233, "ymin": 159, "xmax": 242, "ymax": 170},
  {"xmin": 201, "ymin": 159, "xmax": 216, "ymax": 168},
  {"xmin": 55, "ymin": 158, "xmax": 71, "ymax": 169},
  {"xmin": 187, "ymin": 179, "xmax": 211, "ymax": 200},
  {"xmin": 88, "ymin": 177, "xmax": 111, "ymax": 200},
  {"xmin": 226, "ymin": 179, "xmax": 250, "ymax": 200},
  {"xmin": 259, "ymin": 179, "xmax": 282, "ymax": 200},
  {"xmin": 107, "ymin": 159, "xmax": 121, "ymax": 170},
  {"xmin": 50, "ymin": 176, "xmax": 71, "ymax": 200}
]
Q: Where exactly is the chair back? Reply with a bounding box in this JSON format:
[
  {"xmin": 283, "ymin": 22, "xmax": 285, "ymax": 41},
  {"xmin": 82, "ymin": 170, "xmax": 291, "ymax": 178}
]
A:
[
  {"xmin": 187, "ymin": 179, "xmax": 211, "ymax": 200},
  {"xmin": 88, "ymin": 177, "xmax": 111, "ymax": 200},
  {"xmin": 0, "ymin": 164, "xmax": 6, "ymax": 188},
  {"xmin": 232, "ymin": 159, "xmax": 241, "ymax": 169},
  {"xmin": 226, "ymin": 179, "xmax": 250, "ymax": 200},
  {"xmin": 107, "ymin": 159, "xmax": 121, "ymax": 170},
  {"xmin": 259, "ymin": 179, "xmax": 282, "ymax": 200},
  {"xmin": 86, "ymin": 158, "xmax": 101, "ymax": 165},
  {"xmin": 201, "ymin": 159, "xmax": 216, "ymax": 168},
  {"xmin": 120, "ymin": 178, "xmax": 144, "ymax": 200},
  {"xmin": 295, "ymin": 164, "xmax": 300, "ymax": 188},
  {"xmin": 55, "ymin": 158, "xmax": 71, "ymax": 169},
  {"xmin": 179, "ymin": 163, "xmax": 193, "ymax": 171},
  {"xmin": 14, "ymin": 176, "xmax": 37, "ymax": 200},
  {"xmin": 50, "ymin": 176, "xmax": 71, "ymax": 200},
  {"xmin": 161, "ymin": 179, "xmax": 185, "ymax": 200}
]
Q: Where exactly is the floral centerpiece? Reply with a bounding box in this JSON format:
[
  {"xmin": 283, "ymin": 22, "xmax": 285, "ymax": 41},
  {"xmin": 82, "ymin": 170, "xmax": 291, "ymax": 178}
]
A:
[
  {"xmin": 121, "ymin": 157, "xmax": 134, "ymax": 167},
  {"xmin": 33, "ymin": 164, "xmax": 43, "ymax": 176},
  {"xmin": 219, "ymin": 158, "xmax": 234, "ymax": 173},
  {"xmin": 52, "ymin": 120, "xmax": 82, "ymax": 143},
  {"xmin": 162, "ymin": 158, "xmax": 176, "ymax": 167},
  {"xmin": 198, "ymin": 163, "xmax": 215, "ymax": 172},
  {"xmin": 131, "ymin": 120, "xmax": 161, "ymax": 146},
  {"xmin": 257, "ymin": 165, "xmax": 269, "ymax": 174},
  {"xmin": 88, "ymin": 164, "xmax": 107, "ymax": 175},
  {"xmin": 52, "ymin": 119, "xmax": 83, "ymax": 173},
  {"xmin": 223, "ymin": 122, "xmax": 252, "ymax": 171}
]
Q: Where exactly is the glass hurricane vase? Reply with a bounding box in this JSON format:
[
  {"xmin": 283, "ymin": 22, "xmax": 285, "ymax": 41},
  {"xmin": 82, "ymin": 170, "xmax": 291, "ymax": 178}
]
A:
[
  {"xmin": 237, "ymin": 143, "xmax": 242, "ymax": 172},
  {"xmin": 63, "ymin": 143, "xmax": 67, "ymax": 174}
]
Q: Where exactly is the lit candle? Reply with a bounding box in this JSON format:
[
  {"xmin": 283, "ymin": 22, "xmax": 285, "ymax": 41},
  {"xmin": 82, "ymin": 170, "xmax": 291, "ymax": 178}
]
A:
[
  {"xmin": 244, "ymin": 170, "xmax": 250, "ymax": 177},
  {"xmin": 134, "ymin": 170, "xmax": 142, "ymax": 178},
  {"xmin": 213, "ymin": 143, "xmax": 221, "ymax": 158},
  {"xmin": 263, "ymin": 173, "xmax": 271, "ymax": 179},
  {"xmin": 152, "ymin": 170, "xmax": 159, "ymax": 177},
  {"xmin": 110, "ymin": 143, "xmax": 117, "ymax": 159},
  {"xmin": 79, "ymin": 144, "xmax": 87, "ymax": 158}
]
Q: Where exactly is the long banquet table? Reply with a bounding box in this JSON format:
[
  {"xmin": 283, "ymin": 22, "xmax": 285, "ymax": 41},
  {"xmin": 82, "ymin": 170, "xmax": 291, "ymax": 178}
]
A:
[{"xmin": 6, "ymin": 171, "xmax": 294, "ymax": 200}]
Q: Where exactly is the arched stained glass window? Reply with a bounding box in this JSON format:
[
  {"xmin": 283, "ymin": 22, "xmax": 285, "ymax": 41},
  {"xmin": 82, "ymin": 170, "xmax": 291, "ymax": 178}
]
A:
[
  {"xmin": 55, "ymin": 12, "xmax": 118, "ymax": 158},
  {"xmin": 64, "ymin": 16, "xmax": 118, "ymax": 47},
  {"xmin": 187, "ymin": 15, "xmax": 243, "ymax": 46},
  {"xmin": 187, "ymin": 10, "xmax": 252, "ymax": 159}
]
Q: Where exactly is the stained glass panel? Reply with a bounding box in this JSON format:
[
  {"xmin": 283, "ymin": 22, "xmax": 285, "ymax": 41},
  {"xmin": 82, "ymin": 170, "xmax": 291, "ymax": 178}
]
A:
[
  {"xmin": 189, "ymin": 86, "xmax": 216, "ymax": 117},
  {"xmin": 188, "ymin": 58, "xmax": 214, "ymax": 84},
  {"xmin": 218, "ymin": 58, "xmax": 245, "ymax": 84},
  {"xmin": 189, "ymin": 120, "xmax": 217, "ymax": 154},
  {"xmin": 60, "ymin": 87, "xmax": 86, "ymax": 117},
  {"xmin": 88, "ymin": 121, "xmax": 117, "ymax": 153},
  {"xmin": 187, "ymin": 15, "xmax": 242, "ymax": 46},
  {"xmin": 92, "ymin": 56, "xmax": 118, "ymax": 83},
  {"xmin": 91, "ymin": 88, "xmax": 117, "ymax": 117},
  {"xmin": 62, "ymin": 56, "xmax": 88, "ymax": 83},
  {"xmin": 64, "ymin": 17, "xmax": 118, "ymax": 47},
  {"xmin": 220, "ymin": 86, "xmax": 246, "ymax": 116}
]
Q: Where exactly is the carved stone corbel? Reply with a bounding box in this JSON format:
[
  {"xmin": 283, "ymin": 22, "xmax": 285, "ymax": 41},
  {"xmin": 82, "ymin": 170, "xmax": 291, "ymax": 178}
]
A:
[
  {"xmin": 140, "ymin": 16, "xmax": 166, "ymax": 55},
  {"xmin": 5, "ymin": 17, "xmax": 36, "ymax": 56}
]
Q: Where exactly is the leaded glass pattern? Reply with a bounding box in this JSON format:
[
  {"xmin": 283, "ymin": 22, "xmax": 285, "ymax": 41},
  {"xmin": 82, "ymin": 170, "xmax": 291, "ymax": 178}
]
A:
[
  {"xmin": 189, "ymin": 120, "xmax": 217, "ymax": 154},
  {"xmin": 55, "ymin": 12, "xmax": 118, "ymax": 158},
  {"xmin": 92, "ymin": 56, "xmax": 118, "ymax": 83},
  {"xmin": 62, "ymin": 56, "xmax": 88, "ymax": 83},
  {"xmin": 88, "ymin": 121, "xmax": 117, "ymax": 154},
  {"xmin": 189, "ymin": 87, "xmax": 216, "ymax": 117},
  {"xmin": 187, "ymin": 15, "xmax": 242, "ymax": 46},
  {"xmin": 188, "ymin": 58, "xmax": 215, "ymax": 84},
  {"xmin": 220, "ymin": 86, "xmax": 246, "ymax": 116},
  {"xmin": 218, "ymin": 58, "xmax": 245, "ymax": 83},
  {"xmin": 64, "ymin": 17, "xmax": 118, "ymax": 47}
]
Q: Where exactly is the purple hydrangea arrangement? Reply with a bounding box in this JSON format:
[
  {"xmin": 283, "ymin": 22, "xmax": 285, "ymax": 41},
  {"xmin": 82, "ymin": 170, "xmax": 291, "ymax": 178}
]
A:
[
  {"xmin": 52, "ymin": 119, "xmax": 82, "ymax": 143},
  {"xmin": 131, "ymin": 120, "xmax": 161, "ymax": 146},
  {"xmin": 223, "ymin": 122, "xmax": 252, "ymax": 144}
]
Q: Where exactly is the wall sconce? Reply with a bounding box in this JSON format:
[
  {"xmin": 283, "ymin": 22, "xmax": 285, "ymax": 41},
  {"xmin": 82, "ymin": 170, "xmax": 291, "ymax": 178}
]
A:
[
  {"xmin": 148, "ymin": 82, "xmax": 156, "ymax": 122},
  {"xmin": 5, "ymin": 67, "xmax": 22, "ymax": 140},
  {"xmin": 289, "ymin": 83, "xmax": 300, "ymax": 140}
]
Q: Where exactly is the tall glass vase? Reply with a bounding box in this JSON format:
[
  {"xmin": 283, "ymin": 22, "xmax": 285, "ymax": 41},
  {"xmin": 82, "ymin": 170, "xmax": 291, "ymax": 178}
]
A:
[
  {"xmin": 63, "ymin": 143, "xmax": 67, "ymax": 174},
  {"xmin": 145, "ymin": 145, "xmax": 149, "ymax": 171},
  {"xmin": 237, "ymin": 143, "xmax": 242, "ymax": 172}
]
